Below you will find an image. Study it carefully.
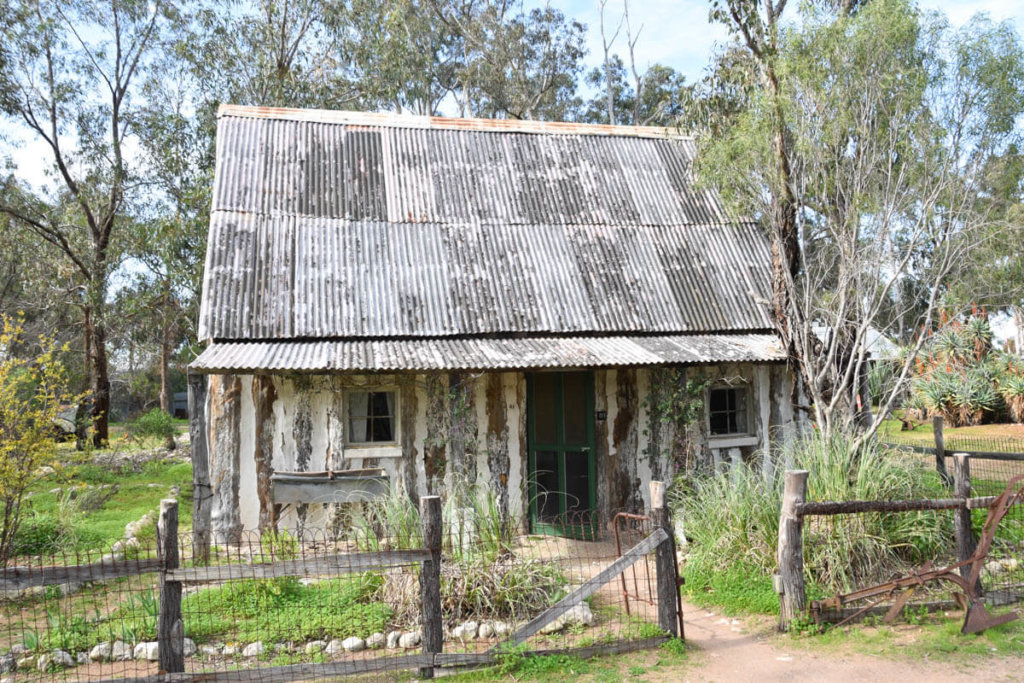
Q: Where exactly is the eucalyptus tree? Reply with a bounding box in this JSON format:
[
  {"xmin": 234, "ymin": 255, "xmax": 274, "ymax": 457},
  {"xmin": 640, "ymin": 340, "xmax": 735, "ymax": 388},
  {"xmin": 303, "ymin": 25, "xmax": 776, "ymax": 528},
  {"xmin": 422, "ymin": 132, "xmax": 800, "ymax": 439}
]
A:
[
  {"xmin": 582, "ymin": 57, "xmax": 692, "ymax": 127},
  {"xmin": 699, "ymin": 0, "xmax": 1024, "ymax": 441},
  {"xmin": 0, "ymin": 0, "xmax": 173, "ymax": 445}
]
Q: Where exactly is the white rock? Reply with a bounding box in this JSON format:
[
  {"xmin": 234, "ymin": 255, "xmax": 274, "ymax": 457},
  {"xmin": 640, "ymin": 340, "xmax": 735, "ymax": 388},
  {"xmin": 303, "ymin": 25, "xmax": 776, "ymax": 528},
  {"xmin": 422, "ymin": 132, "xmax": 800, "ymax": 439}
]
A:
[
  {"xmin": 478, "ymin": 623, "xmax": 494, "ymax": 639},
  {"xmin": 16, "ymin": 657, "xmax": 34, "ymax": 671},
  {"xmin": 540, "ymin": 602, "xmax": 595, "ymax": 634},
  {"xmin": 183, "ymin": 638, "xmax": 197, "ymax": 658},
  {"xmin": 386, "ymin": 631, "xmax": 402, "ymax": 649},
  {"xmin": 242, "ymin": 642, "xmax": 265, "ymax": 658},
  {"xmin": 563, "ymin": 603, "xmax": 595, "ymax": 627},
  {"xmin": 111, "ymin": 641, "xmax": 133, "ymax": 661},
  {"xmin": 0, "ymin": 654, "xmax": 14, "ymax": 673},
  {"xmin": 200, "ymin": 645, "xmax": 220, "ymax": 657},
  {"xmin": 986, "ymin": 560, "xmax": 1004, "ymax": 575},
  {"xmin": 539, "ymin": 620, "xmax": 564, "ymax": 634},
  {"xmin": 324, "ymin": 639, "xmax": 344, "ymax": 655},
  {"xmin": 492, "ymin": 621, "xmax": 510, "ymax": 637},
  {"xmin": 305, "ymin": 641, "xmax": 326, "ymax": 654},
  {"xmin": 222, "ymin": 644, "xmax": 240, "ymax": 656},
  {"xmin": 1001, "ymin": 558, "xmax": 1019, "ymax": 572},
  {"xmin": 365, "ymin": 633, "xmax": 385, "ymax": 650},
  {"xmin": 76, "ymin": 652, "xmax": 89, "ymax": 665},
  {"xmin": 398, "ymin": 632, "xmax": 421, "ymax": 649},
  {"xmin": 452, "ymin": 624, "xmax": 476, "ymax": 640},
  {"xmin": 90, "ymin": 642, "xmax": 112, "ymax": 662},
  {"xmin": 51, "ymin": 650, "xmax": 75, "ymax": 668},
  {"xmin": 134, "ymin": 642, "xmax": 159, "ymax": 661},
  {"xmin": 36, "ymin": 655, "xmax": 50, "ymax": 672},
  {"xmin": 9, "ymin": 645, "xmax": 26, "ymax": 656},
  {"xmin": 341, "ymin": 637, "xmax": 365, "ymax": 652}
]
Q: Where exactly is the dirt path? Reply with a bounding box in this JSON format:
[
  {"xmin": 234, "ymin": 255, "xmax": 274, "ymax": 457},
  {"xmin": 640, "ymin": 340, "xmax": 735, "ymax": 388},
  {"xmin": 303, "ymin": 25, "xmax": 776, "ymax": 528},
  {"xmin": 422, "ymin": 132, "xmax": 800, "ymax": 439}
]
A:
[{"xmin": 678, "ymin": 600, "xmax": 1023, "ymax": 682}]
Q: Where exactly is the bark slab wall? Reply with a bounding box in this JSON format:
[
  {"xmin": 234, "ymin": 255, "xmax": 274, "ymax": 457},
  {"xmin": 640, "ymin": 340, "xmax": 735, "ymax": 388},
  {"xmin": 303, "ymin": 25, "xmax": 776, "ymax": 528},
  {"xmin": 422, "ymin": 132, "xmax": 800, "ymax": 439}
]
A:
[{"xmin": 201, "ymin": 363, "xmax": 799, "ymax": 533}]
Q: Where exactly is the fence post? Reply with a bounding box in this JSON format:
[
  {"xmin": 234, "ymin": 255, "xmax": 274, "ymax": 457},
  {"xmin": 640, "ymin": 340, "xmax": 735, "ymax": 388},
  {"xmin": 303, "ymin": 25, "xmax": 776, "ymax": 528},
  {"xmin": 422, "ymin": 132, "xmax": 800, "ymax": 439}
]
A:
[
  {"xmin": 953, "ymin": 453, "xmax": 982, "ymax": 594},
  {"xmin": 187, "ymin": 371, "xmax": 211, "ymax": 564},
  {"xmin": 934, "ymin": 416, "xmax": 952, "ymax": 487},
  {"xmin": 650, "ymin": 480, "xmax": 680, "ymax": 638},
  {"xmin": 419, "ymin": 495, "xmax": 443, "ymax": 678},
  {"xmin": 157, "ymin": 499, "xmax": 184, "ymax": 673},
  {"xmin": 776, "ymin": 470, "xmax": 808, "ymax": 631}
]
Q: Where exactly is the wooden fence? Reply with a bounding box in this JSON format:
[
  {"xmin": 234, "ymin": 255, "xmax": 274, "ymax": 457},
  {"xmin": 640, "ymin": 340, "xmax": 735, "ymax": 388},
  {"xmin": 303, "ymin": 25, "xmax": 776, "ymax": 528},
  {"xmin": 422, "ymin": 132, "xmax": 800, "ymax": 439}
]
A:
[
  {"xmin": 0, "ymin": 485, "xmax": 682, "ymax": 681},
  {"xmin": 775, "ymin": 454, "xmax": 1019, "ymax": 630}
]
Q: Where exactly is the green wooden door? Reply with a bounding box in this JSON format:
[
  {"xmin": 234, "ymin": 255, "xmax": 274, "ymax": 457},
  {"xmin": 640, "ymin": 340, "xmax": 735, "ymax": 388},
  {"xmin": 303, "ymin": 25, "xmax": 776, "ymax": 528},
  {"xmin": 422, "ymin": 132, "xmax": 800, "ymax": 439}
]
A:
[{"xmin": 527, "ymin": 371, "xmax": 596, "ymax": 538}]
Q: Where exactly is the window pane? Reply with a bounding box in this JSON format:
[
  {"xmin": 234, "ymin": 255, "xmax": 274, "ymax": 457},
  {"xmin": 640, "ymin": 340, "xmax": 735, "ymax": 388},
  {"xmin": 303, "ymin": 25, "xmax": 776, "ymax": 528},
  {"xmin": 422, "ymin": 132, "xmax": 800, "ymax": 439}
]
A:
[
  {"xmin": 370, "ymin": 391, "xmax": 392, "ymax": 418},
  {"xmin": 562, "ymin": 373, "xmax": 588, "ymax": 446},
  {"xmin": 733, "ymin": 388, "xmax": 748, "ymax": 433},
  {"xmin": 349, "ymin": 391, "xmax": 369, "ymax": 418},
  {"xmin": 349, "ymin": 418, "xmax": 369, "ymax": 442},
  {"xmin": 532, "ymin": 374, "xmax": 558, "ymax": 444},
  {"xmin": 371, "ymin": 415, "xmax": 395, "ymax": 441},
  {"xmin": 709, "ymin": 388, "xmax": 728, "ymax": 413}
]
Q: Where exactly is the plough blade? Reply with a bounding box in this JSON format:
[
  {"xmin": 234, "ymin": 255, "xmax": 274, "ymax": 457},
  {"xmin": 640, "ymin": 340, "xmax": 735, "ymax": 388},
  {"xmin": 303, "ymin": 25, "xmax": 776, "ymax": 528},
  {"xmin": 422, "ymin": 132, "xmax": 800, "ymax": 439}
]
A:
[{"xmin": 961, "ymin": 603, "xmax": 1017, "ymax": 635}]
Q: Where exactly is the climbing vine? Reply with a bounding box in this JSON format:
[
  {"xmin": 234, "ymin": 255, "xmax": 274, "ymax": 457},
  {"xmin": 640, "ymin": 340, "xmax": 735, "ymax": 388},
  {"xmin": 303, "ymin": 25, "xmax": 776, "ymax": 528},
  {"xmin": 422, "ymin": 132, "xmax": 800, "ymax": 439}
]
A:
[{"xmin": 644, "ymin": 368, "xmax": 711, "ymax": 475}]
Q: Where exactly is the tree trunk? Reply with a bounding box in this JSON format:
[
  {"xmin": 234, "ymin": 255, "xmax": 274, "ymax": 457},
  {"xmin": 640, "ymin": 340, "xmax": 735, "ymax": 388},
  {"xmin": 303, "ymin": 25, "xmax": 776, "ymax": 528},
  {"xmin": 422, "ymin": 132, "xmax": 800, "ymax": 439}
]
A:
[
  {"xmin": 90, "ymin": 321, "xmax": 111, "ymax": 447},
  {"xmin": 160, "ymin": 306, "xmax": 176, "ymax": 451},
  {"xmin": 1014, "ymin": 305, "xmax": 1024, "ymax": 358}
]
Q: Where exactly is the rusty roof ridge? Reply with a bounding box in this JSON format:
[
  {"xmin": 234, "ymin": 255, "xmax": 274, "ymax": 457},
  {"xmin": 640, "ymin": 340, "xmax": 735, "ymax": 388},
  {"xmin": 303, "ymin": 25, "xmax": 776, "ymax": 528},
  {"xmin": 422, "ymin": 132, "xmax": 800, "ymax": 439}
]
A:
[
  {"xmin": 215, "ymin": 104, "xmax": 694, "ymax": 140},
  {"xmin": 203, "ymin": 329, "xmax": 781, "ymax": 344}
]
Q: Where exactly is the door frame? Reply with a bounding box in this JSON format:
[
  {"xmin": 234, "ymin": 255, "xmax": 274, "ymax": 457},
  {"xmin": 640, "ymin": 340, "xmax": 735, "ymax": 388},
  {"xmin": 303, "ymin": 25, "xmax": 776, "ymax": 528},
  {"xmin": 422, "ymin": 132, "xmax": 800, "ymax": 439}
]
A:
[{"xmin": 526, "ymin": 370, "xmax": 597, "ymax": 537}]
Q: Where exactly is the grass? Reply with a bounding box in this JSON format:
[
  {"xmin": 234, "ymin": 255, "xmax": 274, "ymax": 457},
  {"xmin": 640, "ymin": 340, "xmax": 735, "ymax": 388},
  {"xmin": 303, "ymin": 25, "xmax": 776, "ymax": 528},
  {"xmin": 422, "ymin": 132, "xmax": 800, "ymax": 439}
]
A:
[
  {"xmin": 17, "ymin": 459, "xmax": 193, "ymax": 555},
  {"xmin": 877, "ymin": 416, "xmax": 1024, "ymax": 451},
  {"xmin": 441, "ymin": 638, "xmax": 689, "ymax": 682},
  {"xmin": 675, "ymin": 432, "xmax": 953, "ymax": 616},
  {"xmin": 180, "ymin": 575, "xmax": 392, "ymax": 644},
  {"xmin": 789, "ymin": 606, "xmax": 1024, "ymax": 659}
]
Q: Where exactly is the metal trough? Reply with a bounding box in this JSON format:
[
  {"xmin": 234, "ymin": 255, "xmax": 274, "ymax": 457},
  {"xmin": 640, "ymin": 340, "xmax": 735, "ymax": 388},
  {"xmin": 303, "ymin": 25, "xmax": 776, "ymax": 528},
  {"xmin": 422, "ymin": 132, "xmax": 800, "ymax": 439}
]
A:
[{"xmin": 270, "ymin": 469, "xmax": 390, "ymax": 505}]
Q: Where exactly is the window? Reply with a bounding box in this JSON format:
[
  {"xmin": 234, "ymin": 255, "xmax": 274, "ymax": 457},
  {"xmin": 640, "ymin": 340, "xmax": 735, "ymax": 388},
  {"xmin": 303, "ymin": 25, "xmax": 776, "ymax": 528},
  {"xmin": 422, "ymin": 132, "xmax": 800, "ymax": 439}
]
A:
[
  {"xmin": 347, "ymin": 390, "xmax": 397, "ymax": 444},
  {"xmin": 708, "ymin": 386, "xmax": 749, "ymax": 436}
]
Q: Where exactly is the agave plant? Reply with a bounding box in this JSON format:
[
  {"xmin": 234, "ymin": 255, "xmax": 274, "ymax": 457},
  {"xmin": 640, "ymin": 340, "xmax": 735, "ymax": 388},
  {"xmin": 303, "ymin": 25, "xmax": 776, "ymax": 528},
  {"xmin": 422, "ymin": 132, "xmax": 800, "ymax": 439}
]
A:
[
  {"xmin": 999, "ymin": 373, "xmax": 1024, "ymax": 424},
  {"xmin": 933, "ymin": 327, "xmax": 973, "ymax": 364},
  {"xmin": 963, "ymin": 316, "xmax": 994, "ymax": 358}
]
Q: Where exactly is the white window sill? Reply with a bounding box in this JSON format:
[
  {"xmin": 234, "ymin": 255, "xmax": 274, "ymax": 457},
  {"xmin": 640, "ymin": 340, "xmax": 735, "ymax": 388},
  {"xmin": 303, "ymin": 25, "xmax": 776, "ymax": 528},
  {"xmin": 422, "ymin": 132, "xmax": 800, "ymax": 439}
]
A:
[
  {"xmin": 344, "ymin": 445, "xmax": 404, "ymax": 459},
  {"xmin": 708, "ymin": 435, "xmax": 760, "ymax": 449}
]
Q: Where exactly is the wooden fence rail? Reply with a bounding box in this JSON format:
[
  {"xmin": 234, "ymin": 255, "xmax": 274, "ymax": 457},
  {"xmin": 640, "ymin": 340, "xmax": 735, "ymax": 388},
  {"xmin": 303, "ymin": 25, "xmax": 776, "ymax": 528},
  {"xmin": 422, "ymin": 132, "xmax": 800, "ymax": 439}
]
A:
[{"xmin": 776, "ymin": 454, "xmax": 990, "ymax": 630}]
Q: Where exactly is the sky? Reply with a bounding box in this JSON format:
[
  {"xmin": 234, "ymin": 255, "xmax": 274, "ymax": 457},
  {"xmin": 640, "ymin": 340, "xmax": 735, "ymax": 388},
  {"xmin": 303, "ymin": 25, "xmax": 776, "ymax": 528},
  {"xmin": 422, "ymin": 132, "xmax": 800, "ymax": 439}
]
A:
[
  {"xmin": 7, "ymin": 1, "xmax": 1024, "ymax": 191},
  {"xmin": 529, "ymin": 0, "xmax": 1024, "ymax": 87}
]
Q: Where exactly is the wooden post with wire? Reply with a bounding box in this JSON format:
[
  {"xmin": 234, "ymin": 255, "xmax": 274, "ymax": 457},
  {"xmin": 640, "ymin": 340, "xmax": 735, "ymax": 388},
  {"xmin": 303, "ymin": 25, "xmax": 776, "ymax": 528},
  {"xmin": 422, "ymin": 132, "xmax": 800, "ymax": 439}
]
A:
[
  {"xmin": 650, "ymin": 481, "xmax": 681, "ymax": 638},
  {"xmin": 776, "ymin": 470, "xmax": 808, "ymax": 631},
  {"xmin": 419, "ymin": 496, "xmax": 443, "ymax": 678},
  {"xmin": 157, "ymin": 499, "xmax": 184, "ymax": 673}
]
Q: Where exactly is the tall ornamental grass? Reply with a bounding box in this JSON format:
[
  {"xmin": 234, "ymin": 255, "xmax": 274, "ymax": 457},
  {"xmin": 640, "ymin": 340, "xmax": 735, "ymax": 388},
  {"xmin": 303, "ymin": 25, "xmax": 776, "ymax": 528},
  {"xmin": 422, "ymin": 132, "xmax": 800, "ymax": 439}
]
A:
[{"xmin": 675, "ymin": 431, "xmax": 951, "ymax": 612}]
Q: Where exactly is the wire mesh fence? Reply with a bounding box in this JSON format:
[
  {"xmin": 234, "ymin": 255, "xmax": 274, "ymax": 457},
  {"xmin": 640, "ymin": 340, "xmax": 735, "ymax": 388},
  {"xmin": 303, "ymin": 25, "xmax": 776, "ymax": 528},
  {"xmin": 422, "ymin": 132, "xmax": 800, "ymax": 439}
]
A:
[{"xmin": 0, "ymin": 502, "xmax": 677, "ymax": 681}]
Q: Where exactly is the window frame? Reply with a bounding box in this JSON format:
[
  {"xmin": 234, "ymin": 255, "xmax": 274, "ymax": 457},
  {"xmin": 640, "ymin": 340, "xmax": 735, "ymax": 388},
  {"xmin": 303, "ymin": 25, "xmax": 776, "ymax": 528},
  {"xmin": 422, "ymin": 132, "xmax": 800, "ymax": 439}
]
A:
[
  {"xmin": 344, "ymin": 387, "xmax": 400, "ymax": 447},
  {"xmin": 706, "ymin": 384, "xmax": 753, "ymax": 439}
]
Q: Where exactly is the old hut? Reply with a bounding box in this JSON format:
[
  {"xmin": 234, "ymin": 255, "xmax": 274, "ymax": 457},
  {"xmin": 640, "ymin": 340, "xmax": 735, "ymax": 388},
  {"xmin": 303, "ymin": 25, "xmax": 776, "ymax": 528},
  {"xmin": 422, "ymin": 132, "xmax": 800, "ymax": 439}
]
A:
[{"xmin": 189, "ymin": 105, "xmax": 798, "ymax": 539}]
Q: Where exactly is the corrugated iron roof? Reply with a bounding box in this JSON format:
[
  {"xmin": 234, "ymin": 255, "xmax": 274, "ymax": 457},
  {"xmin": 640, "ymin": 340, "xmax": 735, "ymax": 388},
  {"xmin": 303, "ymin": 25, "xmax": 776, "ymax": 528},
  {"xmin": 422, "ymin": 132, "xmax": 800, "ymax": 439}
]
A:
[
  {"xmin": 199, "ymin": 105, "xmax": 774, "ymax": 346},
  {"xmin": 190, "ymin": 334, "xmax": 787, "ymax": 373}
]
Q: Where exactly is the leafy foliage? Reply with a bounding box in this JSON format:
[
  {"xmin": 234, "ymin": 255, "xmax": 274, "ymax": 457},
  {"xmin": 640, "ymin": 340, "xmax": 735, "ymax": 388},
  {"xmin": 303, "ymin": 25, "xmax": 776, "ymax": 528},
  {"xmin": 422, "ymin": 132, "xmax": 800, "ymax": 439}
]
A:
[{"xmin": 0, "ymin": 317, "xmax": 80, "ymax": 565}]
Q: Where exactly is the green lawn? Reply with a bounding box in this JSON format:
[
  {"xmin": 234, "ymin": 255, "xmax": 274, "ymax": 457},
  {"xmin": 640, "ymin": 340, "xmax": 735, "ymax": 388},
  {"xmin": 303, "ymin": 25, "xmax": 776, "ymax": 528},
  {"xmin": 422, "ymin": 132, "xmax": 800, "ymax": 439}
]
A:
[{"xmin": 18, "ymin": 458, "xmax": 193, "ymax": 555}]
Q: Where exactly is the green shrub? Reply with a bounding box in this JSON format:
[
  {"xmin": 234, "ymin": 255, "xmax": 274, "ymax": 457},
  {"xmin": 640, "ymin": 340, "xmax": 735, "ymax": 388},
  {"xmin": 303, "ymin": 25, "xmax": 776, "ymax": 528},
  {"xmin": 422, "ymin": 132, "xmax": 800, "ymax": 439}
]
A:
[
  {"xmin": 12, "ymin": 514, "xmax": 74, "ymax": 556},
  {"xmin": 128, "ymin": 409, "xmax": 177, "ymax": 443}
]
